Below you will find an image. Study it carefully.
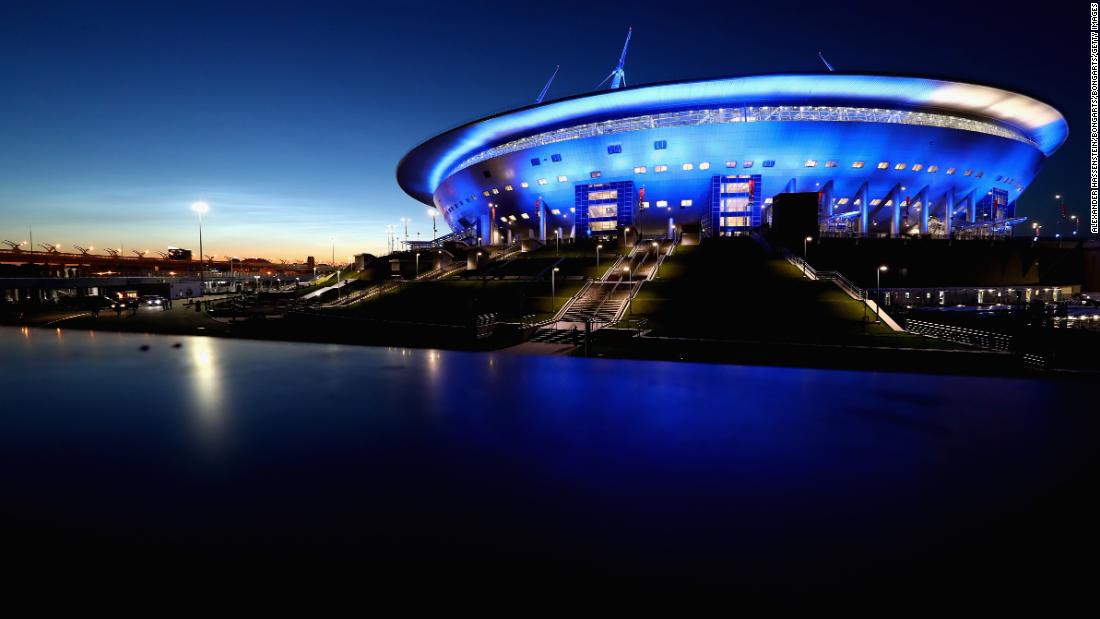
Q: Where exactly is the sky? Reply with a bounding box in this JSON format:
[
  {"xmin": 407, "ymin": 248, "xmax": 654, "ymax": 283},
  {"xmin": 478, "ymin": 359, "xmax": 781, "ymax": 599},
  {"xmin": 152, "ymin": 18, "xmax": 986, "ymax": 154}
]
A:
[{"xmin": 0, "ymin": 0, "xmax": 1088, "ymax": 260}]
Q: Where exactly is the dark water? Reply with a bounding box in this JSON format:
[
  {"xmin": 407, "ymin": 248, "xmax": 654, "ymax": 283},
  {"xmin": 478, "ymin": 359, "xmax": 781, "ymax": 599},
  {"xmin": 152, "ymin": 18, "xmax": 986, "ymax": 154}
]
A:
[{"xmin": 1, "ymin": 326, "xmax": 1095, "ymax": 590}]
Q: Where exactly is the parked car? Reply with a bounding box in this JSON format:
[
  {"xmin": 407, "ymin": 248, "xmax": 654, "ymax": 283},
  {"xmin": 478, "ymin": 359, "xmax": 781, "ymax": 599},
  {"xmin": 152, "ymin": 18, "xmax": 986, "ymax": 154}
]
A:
[{"xmin": 138, "ymin": 295, "xmax": 167, "ymax": 309}]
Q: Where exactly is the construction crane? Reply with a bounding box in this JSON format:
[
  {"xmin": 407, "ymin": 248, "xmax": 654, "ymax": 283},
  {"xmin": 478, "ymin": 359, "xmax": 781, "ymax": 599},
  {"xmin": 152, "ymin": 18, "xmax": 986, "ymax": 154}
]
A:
[
  {"xmin": 131, "ymin": 249, "xmax": 148, "ymax": 258},
  {"xmin": 74, "ymin": 245, "xmax": 93, "ymax": 256},
  {"xmin": 104, "ymin": 248, "xmax": 122, "ymax": 258},
  {"xmin": 155, "ymin": 250, "xmax": 169, "ymax": 259},
  {"xmin": 596, "ymin": 27, "xmax": 632, "ymax": 90},
  {"xmin": 535, "ymin": 65, "xmax": 559, "ymax": 104},
  {"xmin": 39, "ymin": 243, "xmax": 61, "ymax": 253},
  {"xmin": 3, "ymin": 240, "xmax": 25, "ymax": 252}
]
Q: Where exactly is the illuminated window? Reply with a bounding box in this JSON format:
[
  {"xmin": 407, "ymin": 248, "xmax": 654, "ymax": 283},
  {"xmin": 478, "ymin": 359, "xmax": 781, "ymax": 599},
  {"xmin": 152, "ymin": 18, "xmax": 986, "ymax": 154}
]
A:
[
  {"xmin": 537, "ymin": 178, "xmax": 548, "ymax": 185},
  {"xmin": 654, "ymin": 140, "xmax": 667, "ymax": 150},
  {"xmin": 551, "ymin": 154, "xmax": 562, "ymax": 162},
  {"xmin": 877, "ymin": 161, "xmax": 889, "ymax": 169},
  {"xmin": 894, "ymin": 163, "xmax": 907, "ymax": 170},
  {"xmin": 530, "ymin": 158, "xmax": 540, "ymax": 166},
  {"xmin": 870, "ymin": 199, "xmax": 882, "ymax": 206},
  {"xmin": 655, "ymin": 164, "xmax": 668, "ymax": 173},
  {"xmin": 504, "ymin": 185, "xmax": 513, "ymax": 191},
  {"xmin": 911, "ymin": 164, "xmax": 923, "ymax": 171},
  {"xmin": 482, "ymin": 191, "xmax": 490, "ymax": 197},
  {"xmin": 508, "ymin": 215, "xmax": 517, "ymax": 221},
  {"xmin": 721, "ymin": 197, "xmax": 749, "ymax": 213},
  {"xmin": 590, "ymin": 220, "xmax": 618, "ymax": 232},
  {"xmin": 851, "ymin": 161, "xmax": 865, "ymax": 168},
  {"xmin": 762, "ymin": 160, "xmax": 775, "ymax": 167},
  {"xmin": 725, "ymin": 160, "xmax": 738, "ymax": 168},
  {"xmin": 825, "ymin": 160, "xmax": 838, "ymax": 168},
  {"xmin": 838, "ymin": 198, "xmax": 850, "ymax": 205},
  {"xmin": 588, "ymin": 205, "xmax": 617, "ymax": 218},
  {"xmin": 607, "ymin": 144, "xmax": 622, "ymax": 154},
  {"xmin": 590, "ymin": 171, "xmax": 601, "ymax": 178},
  {"xmin": 520, "ymin": 213, "xmax": 530, "ymax": 219},
  {"xmin": 743, "ymin": 160, "xmax": 754, "ymax": 168},
  {"xmin": 963, "ymin": 169, "xmax": 972, "ymax": 176},
  {"xmin": 588, "ymin": 190, "xmax": 618, "ymax": 200},
  {"xmin": 551, "ymin": 209, "xmax": 561, "ymax": 215},
  {"xmin": 656, "ymin": 200, "xmax": 668, "ymax": 207},
  {"xmin": 764, "ymin": 197, "xmax": 773, "ymax": 205},
  {"xmin": 927, "ymin": 165, "xmax": 938, "ymax": 173},
  {"xmin": 491, "ymin": 188, "xmax": 499, "ymax": 194},
  {"xmin": 804, "ymin": 159, "xmax": 817, "ymax": 167},
  {"xmin": 557, "ymin": 175, "xmax": 568, "ymax": 182},
  {"xmin": 682, "ymin": 162, "xmax": 694, "ymax": 171},
  {"xmin": 680, "ymin": 199, "xmax": 693, "ymax": 207},
  {"xmin": 634, "ymin": 166, "xmax": 647, "ymax": 174},
  {"xmin": 520, "ymin": 181, "xmax": 529, "ymax": 188},
  {"xmin": 640, "ymin": 201, "xmax": 650, "ymax": 209},
  {"xmin": 946, "ymin": 167, "xmax": 956, "ymax": 175},
  {"xmin": 699, "ymin": 162, "xmax": 710, "ymax": 170},
  {"xmin": 499, "ymin": 217, "xmax": 508, "ymax": 223}
]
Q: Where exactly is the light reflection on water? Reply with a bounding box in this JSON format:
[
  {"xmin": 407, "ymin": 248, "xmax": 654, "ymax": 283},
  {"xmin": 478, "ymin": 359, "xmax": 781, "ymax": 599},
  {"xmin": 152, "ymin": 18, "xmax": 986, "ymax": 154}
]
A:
[{"xmin": 0, "ymin": 326, "xmax": 1094, "ymax": 582}]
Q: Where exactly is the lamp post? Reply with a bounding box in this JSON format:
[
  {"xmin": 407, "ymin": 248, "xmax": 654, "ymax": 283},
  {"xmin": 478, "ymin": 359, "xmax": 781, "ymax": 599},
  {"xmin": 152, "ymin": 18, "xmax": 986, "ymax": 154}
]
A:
[
  {"xmin": 596, "ymin": 243, "xmax": 603, "ymax": 272},
  {"xmin": 401, "ymin": 217, "xmax": 410, "ymax": 249},
  {"xmin": 428, "ymin": 208, "xmax": 437, "ymax": 240},
  {"xmin": 875, "ymin": 265, "xmax": 888, "ymax": 323},
  {"xmin": 191, "ymin": 201, "xmax": 209, "ymax": 294},
  {"xmin": 1070, "ymin": 214, "xmax": 1079, "ymax": 236},
  {"xmin": 551, "ymin": 266, "xmax": 560, "ymax": 312},
  {"xmin": 651, "ymin": 241, "xmax": 659, "ymax": 278},
  {"xmin": 803, "ymin": 236, "xmax": 813, "ymax": 278},
  {"xmin": 415, "ymin": 252, "xmax": 420, "ymax": 277}
]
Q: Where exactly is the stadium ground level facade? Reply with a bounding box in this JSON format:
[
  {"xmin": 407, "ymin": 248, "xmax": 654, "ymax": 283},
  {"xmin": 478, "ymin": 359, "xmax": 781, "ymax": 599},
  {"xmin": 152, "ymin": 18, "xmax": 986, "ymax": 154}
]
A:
[{"xmin": 398, "ymin": 74, "xmax": 1068, "ymax": 246}]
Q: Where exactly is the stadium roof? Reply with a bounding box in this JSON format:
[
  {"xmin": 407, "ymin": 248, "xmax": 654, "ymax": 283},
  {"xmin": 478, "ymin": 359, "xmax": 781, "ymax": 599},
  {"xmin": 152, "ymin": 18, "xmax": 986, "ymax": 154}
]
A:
[{"xmin": 397, "ymin": 73, "xmax": 1069, "ymax": 205}]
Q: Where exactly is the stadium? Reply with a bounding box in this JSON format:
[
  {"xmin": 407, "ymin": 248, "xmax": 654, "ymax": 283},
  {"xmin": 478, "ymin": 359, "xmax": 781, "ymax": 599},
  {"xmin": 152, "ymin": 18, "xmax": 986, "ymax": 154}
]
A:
[{"xmin": 397, "ymin": 71, "xmax": 1067, "ymax": 244}]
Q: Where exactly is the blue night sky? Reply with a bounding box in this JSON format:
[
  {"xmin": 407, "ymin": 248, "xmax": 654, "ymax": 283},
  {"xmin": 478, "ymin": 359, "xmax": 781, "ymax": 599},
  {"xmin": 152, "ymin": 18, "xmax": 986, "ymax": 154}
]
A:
[{"xmin": 0, "ymin": 0, "xmax": 1086, "ymax": 260}]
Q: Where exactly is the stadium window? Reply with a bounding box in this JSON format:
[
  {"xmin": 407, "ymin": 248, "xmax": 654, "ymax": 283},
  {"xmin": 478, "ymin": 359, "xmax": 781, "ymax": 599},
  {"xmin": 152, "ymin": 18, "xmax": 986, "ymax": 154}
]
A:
[
  {"xmin": 520, "ymin": 181, "xmax": 529, "ymax": 188},
  {"xmin": 557, "ymin": 175, "xmax": 568, "ymax": 182},
  {"xmin": 491, "ymin": 188, "xmax": 499, "ymax": 194},
  {"xmin": 634, "ymin": 166, "xmax": 647, "ymax": 174},
  {"xmin": 851, "ymin": 161, "xmax": 865, "ymax": 169},
  {"xmin": 607, "ymin": 144, "xmax": 622, "ymax": 154},
  {"xmin": 825, "ymin": 160, "xmax": 837, "ymax": 168},
  {"xmin": 508, "ymin": 215, "xmax": 517, "ymax": 222},
  {"xmin": 963, "ymin": 169, "xmax": 972, "ymax": 176},
  {"xmin": 680, "ymin": 199, "xmax": 693, "ymax": 207},
  {"xmin": 640, "ymin": 201, "xmax": 650, "ymax": 209},
  {"xmin": 655, "ymin": 164, "xmax": 668, "ymax": 173},
  {"xmin": 743, "ymin": 160, "xmax": 754, "ymax": 168},
  {"xmin": 656, "ymin": 200, "xmax": 668, "ymax": 207},
  {"xmin": 551, "ymin": 209, "xmax": 561, "ymax": 215},
  {"xmin": 590, "ymin": 171, "xmax": 601, "ymax": 178},
  {"xmin": 927, "ymin": 165, "xmax": 938, "ymax": 173},
  {"xmin": 699, "ymin": 162, "xmax": 710, "ymax": 170},
  {"xmin": 725, "ymin": 160, "xmax": 738, "ymax": 168},
  {"xmin": 946, "ymin": 168, "xmax": 956, "ymax": 175},
  {"xmin": 877, "ymin": 161, "xmax": 889, "ymax": 169},
  {"xmin": 499, "ymin": 217, "xmax": 508, "ymax": 223},
  {"xmin": 911, "ymin": 164, "xmax": 923, "ymax": 171},
  {"xmin": 537, "ymin": 178, "xmax": 548, "ymax": 185},
  {"xmin": 870, "ymin": 199, "xmax": 882, "ymax": 206},
  {"xmin": 505, "ymin": 185, "xmax": 513, "ymax": 191},
  {"xmin": 804, "ymin": 159, "xmax": 817, "ymax": 167},
  {"xmin": 551, "ymin": 154, "xmax": 562, "ymax": 162},
  {"xmin": 482, "ymin": 191, "xmax": 490, "ymax": 197},
  {"xmin": 682, "ymin": 162, "xmax": 694, "ymax": 171},
  {"xmin": 838, "ymin": 198, "xmax": 850, "ymax": 205},
  {"xmin": 762, "ymin": 160, "xmax": 775, "ymax": 168},
  {"xmin": 894, "ymin": 163, "xmax": 907, "ymax": 170},
  {"xmin": 530, "ymin": 158, "xmax": 541, "ymax": 166},
  {"xmin": 654, "ymin": 140, "xmax": 667, "ymax": 150},
  {"xmin": 764, "ymin": 197, "xmax": 773, "ymax": 205},
  {"xmin": 520, "ymin": 213, "xmax": 530, "ymax": 219}
]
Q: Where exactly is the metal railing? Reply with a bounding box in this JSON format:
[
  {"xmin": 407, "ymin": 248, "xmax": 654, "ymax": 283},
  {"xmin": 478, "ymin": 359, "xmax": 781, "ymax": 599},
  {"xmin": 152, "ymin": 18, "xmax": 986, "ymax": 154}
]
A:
[{"xmin": 904, "ymin": 319, "xmax": 1013, "ymax": 352}]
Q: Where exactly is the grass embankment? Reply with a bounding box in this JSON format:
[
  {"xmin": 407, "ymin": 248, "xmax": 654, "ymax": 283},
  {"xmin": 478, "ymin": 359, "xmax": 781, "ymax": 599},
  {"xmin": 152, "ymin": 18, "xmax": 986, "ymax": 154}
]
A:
[
  {"xmin": 620, "ymin": 238, "xmax": 956, "ymax": 349},
  {"xmin": 334, "ymin": 279, "xmax": 585, "ymax": 325}
]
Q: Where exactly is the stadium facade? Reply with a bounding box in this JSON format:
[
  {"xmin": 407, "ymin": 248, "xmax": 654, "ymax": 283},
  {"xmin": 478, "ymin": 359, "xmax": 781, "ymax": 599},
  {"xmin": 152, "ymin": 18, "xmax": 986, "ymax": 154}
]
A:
[{"xmin": 397, "ymin": 73, "xmax": 1067, "ymax": 244}]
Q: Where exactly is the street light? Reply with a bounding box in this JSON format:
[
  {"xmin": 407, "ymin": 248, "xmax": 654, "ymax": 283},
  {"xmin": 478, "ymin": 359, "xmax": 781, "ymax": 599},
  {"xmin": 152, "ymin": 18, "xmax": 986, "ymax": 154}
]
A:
[
  {"xmin": 415, "ymin": 252, "xmax": 420, "ymax": 277},
  {"xmin": 428, "ymin": 208, "xmax": 437, "ymax": 239},
  {"xmin": 875, "ymin": 265, "xmax": 888, "ymax": 323},
  {"xmin": 191, "ymin": 201, "xmax": 209, "ymax": 294},
  {"xmin": 551, "ymin": 266, "xmax": 560, "ymax": 312},
  {"xmin": 1070, "ymin": 214, "xmax": 1079, "ymax": 236},
  {"xmin": 596, "ymin": 243, "xmax": 603, "ymax": 271},
  {"xmin": 803, "ymin": 236, "xmax": 813, "ymax": 278}
]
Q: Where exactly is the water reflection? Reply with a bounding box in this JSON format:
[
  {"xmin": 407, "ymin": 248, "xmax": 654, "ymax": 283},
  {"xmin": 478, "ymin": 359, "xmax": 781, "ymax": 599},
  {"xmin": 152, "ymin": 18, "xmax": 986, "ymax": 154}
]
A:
[{"xmin": 189, "ymin": 335, "xmax": 224, "ymax": 444}]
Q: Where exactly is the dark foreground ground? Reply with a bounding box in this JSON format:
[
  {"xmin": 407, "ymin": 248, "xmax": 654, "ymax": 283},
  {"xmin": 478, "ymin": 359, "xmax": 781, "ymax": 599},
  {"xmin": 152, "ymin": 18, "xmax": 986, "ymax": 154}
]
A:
[{"xmin": 1, "ymin": 327, "xmax": 1095, "ymax": 597}]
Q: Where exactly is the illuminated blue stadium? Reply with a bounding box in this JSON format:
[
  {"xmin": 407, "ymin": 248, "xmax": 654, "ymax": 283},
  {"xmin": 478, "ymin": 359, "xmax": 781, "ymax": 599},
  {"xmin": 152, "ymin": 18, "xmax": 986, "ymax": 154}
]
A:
[{"xmin": 397, "ymin": 73, "xmax": 1067, "ymax": 242}]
